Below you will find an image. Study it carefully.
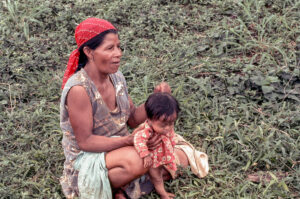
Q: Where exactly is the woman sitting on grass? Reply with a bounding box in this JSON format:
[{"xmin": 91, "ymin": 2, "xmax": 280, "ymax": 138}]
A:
[{"xmin": 60, "ymin": 17, "xmax": 209, "ymax": 199}]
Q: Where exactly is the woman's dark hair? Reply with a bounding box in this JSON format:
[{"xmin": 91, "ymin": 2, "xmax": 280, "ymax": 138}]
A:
[
  {"xmin": 145, "ymin": 92, "xmax": 180, "ymax": 121},
  {"xmin": 76, "ymin": 29, "xmax": 118, "ymax": 72}
]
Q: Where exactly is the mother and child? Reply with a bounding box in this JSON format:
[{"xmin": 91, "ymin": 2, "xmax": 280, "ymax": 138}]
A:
[{"xmin": 59, "ymin": 17, "xmax": 209, "ymax": 199}]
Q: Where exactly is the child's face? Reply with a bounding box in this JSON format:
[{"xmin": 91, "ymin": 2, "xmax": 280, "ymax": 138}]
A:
[{"xmin": 148, "ymin": 113, "xmax": 177, "ymax": 135}]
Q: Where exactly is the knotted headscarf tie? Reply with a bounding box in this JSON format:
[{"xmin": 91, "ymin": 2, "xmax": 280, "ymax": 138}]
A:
[{"xmin": 61, "ymin": 18, "xmax": 116, "ymax": 89}]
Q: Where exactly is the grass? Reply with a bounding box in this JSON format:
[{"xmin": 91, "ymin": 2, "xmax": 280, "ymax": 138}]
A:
[{"xmin": 0, "ymin": 0, "xmax": 299, "ymax": 198}]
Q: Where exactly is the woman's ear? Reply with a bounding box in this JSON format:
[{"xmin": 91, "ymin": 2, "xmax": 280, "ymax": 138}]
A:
[{"xmin": 83, "ymin": 46, "xmax": 94, "ymax": 60}]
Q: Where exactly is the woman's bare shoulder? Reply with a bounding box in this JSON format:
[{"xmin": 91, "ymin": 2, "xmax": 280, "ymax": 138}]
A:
[{"xmin": 66, "ymin": 85, "xmax": 89, "ymax": 107}]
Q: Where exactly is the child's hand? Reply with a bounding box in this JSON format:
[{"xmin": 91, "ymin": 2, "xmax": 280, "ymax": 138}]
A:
[
  {"xmin": 147, "ymin": 133, "xmax": 162, "ymax": 150},
  {"xmin": 143, "ymin": 156, "xmax": 152, "ymax": 168}
]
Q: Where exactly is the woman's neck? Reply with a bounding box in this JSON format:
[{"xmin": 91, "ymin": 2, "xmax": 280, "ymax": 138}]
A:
[{"xmin": 84, "ymin": 63, "xmax": 110, "ymax": 85}]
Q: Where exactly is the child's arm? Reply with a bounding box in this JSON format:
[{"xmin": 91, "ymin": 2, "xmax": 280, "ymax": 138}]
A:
[{"xmin": 149, "ymin": 168, "xmax": 175, "ymax": 199}]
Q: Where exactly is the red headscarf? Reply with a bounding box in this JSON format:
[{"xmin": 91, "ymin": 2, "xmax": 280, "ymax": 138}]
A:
[{"xmin": 61, "ymin": 18, "xmax": 116, "ymax": 89}]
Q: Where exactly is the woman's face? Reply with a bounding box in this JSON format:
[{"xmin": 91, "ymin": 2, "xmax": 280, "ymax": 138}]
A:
[{"xmin": 91, "ymin": 33, "xmax": 122, "ymax": 74}]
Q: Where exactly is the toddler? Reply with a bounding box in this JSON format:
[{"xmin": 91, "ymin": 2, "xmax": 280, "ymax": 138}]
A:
[{"xmin": 134, "ymin": 92, "xmax": 180, "ymax": 199}]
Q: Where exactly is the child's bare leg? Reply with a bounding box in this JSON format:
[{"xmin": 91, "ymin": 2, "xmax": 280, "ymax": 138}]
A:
[
  {"xmin": 149, "ymin": 167, "xmax": 175, "ymax": 199},
  {"xmin": 113, "ymin": 189, "xmax": 127, "ymax": 199},
  {"xmin": 160, "ymin": 148, "xmax": 189, "ymax": 181}
]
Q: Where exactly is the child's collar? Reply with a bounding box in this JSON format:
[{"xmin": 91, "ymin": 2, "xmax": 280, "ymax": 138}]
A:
[{"xmin": 145, "ymin": 119, "xmax": 154, "ymax": 132}]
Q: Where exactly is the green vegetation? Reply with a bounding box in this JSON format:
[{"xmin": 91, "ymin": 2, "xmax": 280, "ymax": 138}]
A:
[{"xmin": 1, "ymin": 0, "xmax": 299, "ymax": 198}]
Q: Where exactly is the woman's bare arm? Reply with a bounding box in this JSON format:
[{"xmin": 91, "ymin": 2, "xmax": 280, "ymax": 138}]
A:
[
  {"xmin": 67, "ymin": 86, "xmax": 133, "ymax": 152},
  {"xmin": 126, "ymin": 96, "xmax": 147, "ymax": 128}
]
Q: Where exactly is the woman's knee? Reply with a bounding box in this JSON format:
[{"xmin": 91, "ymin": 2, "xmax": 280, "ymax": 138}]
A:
[
  {"xmin": 106, "ymin": 146, "xmax": 147, "ymax": 176},
  {"xmin": 122, "ymin": 149, "xmax": 147, "ymax": 177},
  {"xmin": 175, "ymin": 148, "xmax": 189, "ymax": 168}
]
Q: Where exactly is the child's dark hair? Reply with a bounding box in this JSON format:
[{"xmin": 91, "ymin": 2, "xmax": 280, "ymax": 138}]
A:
[{"xmin": 145, "ymin": 92, "xmax": 180, "ymax": 121}]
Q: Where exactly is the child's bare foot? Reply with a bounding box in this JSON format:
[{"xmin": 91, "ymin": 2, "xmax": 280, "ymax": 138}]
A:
[{"xmin": 114, "ymin": 189, "xmax": 127, "ymax": 199}]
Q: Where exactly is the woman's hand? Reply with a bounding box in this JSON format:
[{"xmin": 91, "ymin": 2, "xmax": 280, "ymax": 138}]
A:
[
  {"xmin": 146, "ymin": 133, "xmax": 162, "ymax": 151},
  {"xmin": 127, "ymin": 123, "xmax": 146, "ymax": 146},
  {"xmin": 143, "ymin": 156, "xmax": 153, "ymax": 168},
  {"xmin": 154, "ymin": 82, "xmax": 171, "ymax": 94},
  {"xmin": 125, "ymin": 133, "xmax": 135, "ymax": 146}
]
